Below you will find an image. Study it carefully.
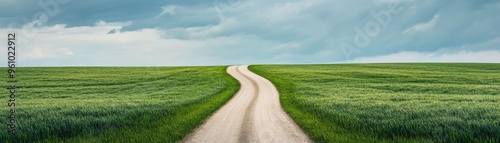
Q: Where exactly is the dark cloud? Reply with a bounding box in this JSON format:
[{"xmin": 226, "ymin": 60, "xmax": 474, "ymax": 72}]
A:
[
  {"xmin": 467, "ymin": 0, "xmax": 500, "ymax": 11},
  {"xmin": 1, "ymin": 0, "xmax": 499, "ymax": 66},
  {"xmin": 0, "ymin": 0, "xmax": 213, "ymax": 28}
]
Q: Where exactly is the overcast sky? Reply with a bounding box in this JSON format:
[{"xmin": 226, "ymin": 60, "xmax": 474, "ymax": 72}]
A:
[{"xmin": 1, "ymin": 0, "xmax": 499, "ymax": 66}]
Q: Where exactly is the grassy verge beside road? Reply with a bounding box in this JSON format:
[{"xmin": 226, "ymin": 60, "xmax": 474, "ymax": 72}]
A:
[
  {"xmin": 250, "ymin": 63, "xmax": 500, "ymax": 143},
  {"xmin": 0, "ymin": 66, "xmax": 239, "ymax": 142}
]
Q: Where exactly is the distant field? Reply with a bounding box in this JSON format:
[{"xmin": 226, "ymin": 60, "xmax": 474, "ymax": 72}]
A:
[
  {"xmin": 250, "ymin": 63, "xmax": 500, "ymax": 143},
  {"xmin": 0, "ymin": 67, "xmax": 239, "ymax": 142}
]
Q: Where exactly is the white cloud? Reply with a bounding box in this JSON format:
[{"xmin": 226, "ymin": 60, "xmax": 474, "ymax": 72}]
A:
[
  {"xmin": 24, "ymin": 46, "xmax": 74, "ymax": 59},
  {"xmin": 348, "ymin": 50, "xmax": 500, "ymax": 63},
  {"xmin": 2, "ymin": 1, "xmax": 500, "ymax": 66},
  {"xmin": 403, "ymin": 14, "xmax": 440, "ymax": 34},
  {"xmin": 156, "ymin": 5, "xmax": 177, "ymax": 18},
  {"xmin": 0, "ymin": 20, "xmax": 274, "ymax": 66},
  {"xmin": 269, "ymin": 42, "xmax": 301, "ymax": 51},
  {"xmin": 58, "ymin": 47, "xmax": 74, "ymax": 56}
]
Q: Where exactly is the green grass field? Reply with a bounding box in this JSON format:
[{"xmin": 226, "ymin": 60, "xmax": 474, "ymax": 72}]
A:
[
  {"xmin": 0, "ymin": 66, "xmax": 239, "ymax": 143},
  {"xmin": 250, "ymin": 63, "xmax": 500, "ymax": 143}
]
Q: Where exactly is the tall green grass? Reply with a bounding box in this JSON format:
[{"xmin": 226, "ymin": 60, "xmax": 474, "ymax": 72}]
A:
[
  {"xmin": 0, "ymin": 66, "xmax": 239, "ymax": 142},
  {"xmin": 250, "ymin": 63, "xmax": 500, "ymax": 143}
]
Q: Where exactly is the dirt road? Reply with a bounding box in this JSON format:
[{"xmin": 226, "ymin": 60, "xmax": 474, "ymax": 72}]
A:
[{"xmin": 182, "ymin": 65, "xmax": 311, "ymax": 143}]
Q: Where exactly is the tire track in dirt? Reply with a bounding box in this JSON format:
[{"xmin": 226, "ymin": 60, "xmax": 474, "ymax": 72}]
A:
[{"xmin": 182, "ymin": 65, "xmax": 311, "ymax": 143}]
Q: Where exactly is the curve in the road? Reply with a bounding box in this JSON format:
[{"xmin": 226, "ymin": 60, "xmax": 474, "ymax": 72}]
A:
[{"xmin": 182, "ymin": 65, "xmax": 311, "ymax": 143}]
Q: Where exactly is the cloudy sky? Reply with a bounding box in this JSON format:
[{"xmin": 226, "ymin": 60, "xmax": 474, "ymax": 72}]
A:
[{"xmin": 1, "ymin": 0, "xmax": 499, "ymax": 66}]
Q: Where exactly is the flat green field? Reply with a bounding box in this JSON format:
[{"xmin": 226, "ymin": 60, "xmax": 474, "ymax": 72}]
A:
[
  {"xmin": 0, "ymin": 66, "xmax": 239, "ymax": 142},
  {"xmin": 250, "ymin": 63, "xmax": 500, "ymax": 143}
]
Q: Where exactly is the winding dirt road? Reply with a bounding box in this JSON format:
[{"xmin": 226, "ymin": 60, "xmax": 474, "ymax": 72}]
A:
[{"xmin": 182, "ymin": 65, "xmax": 311, "ymax": 143}]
